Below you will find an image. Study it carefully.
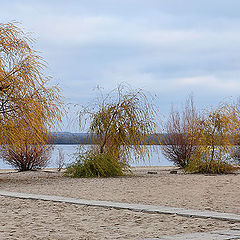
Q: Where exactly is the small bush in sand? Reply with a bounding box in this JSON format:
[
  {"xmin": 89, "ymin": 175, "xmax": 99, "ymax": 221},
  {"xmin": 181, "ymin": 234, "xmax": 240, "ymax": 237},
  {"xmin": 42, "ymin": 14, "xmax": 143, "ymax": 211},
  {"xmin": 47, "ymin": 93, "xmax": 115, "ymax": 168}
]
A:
[
  {"xmin": 0, "ymin": 143, "xmax": 53, "ymax": 171},
  {"xmin": 65, "ymin": 151, "xmax": 129, "ymax": 178},
  {"xmin": 185, "ymin": 153, "xmax": 237, "ymax": 174}
]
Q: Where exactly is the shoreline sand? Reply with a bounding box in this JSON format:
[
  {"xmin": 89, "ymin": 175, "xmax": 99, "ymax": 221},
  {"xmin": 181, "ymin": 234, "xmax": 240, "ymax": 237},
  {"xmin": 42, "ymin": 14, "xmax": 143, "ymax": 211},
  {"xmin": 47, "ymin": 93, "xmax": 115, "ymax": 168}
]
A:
[
  {"xmin": 0, "ymin": 166, "xmax": 239, "ymax": 214},
  {"xmin": 0, "ymin": 166, "xmax": 239, "ymax": 239}
]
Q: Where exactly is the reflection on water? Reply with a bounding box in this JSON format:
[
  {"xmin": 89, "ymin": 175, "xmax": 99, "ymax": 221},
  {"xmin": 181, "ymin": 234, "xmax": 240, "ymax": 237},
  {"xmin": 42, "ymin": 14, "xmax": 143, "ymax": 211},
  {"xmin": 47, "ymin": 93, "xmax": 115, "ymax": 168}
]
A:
[{"xmin": 0, "ymin": 145, "xmax": 173, "ymax": 169}]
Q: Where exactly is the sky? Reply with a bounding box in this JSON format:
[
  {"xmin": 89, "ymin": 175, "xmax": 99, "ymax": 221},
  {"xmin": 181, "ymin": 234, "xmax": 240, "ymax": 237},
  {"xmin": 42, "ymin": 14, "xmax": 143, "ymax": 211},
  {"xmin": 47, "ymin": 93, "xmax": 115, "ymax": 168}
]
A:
[{"xmin": 1, "ymin": 0, "xmax": 240, "ymax": 131}]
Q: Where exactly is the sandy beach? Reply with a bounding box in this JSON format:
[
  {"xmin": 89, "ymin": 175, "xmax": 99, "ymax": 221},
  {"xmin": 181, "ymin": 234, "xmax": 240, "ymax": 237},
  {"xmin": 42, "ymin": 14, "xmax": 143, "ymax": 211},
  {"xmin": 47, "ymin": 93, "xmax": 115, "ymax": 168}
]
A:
[{"xmin": 0, "ymin": 166, "xmax": 239, "ymax": 239}]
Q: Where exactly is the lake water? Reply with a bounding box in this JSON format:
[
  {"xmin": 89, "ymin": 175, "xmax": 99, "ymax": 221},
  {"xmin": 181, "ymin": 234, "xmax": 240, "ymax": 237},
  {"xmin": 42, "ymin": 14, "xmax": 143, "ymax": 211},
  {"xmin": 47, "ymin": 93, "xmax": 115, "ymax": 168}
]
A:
[{"xmin": 0, "ymin": 145, "xmax": 173, "ymax": 169}]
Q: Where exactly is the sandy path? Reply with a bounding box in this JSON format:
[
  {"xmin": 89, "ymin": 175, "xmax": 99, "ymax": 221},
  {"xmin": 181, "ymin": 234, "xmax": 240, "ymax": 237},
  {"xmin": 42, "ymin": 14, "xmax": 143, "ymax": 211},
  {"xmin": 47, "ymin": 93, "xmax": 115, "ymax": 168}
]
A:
[{"xmin": 0, "ymin": 196, "xmax": 239, "ymax": 240}]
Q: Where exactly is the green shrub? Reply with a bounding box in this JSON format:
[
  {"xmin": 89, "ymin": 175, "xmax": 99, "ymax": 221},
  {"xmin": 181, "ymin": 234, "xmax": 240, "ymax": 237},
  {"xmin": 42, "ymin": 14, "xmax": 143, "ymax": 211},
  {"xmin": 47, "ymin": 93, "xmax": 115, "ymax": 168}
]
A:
[
  {"xmin": 185, "ymin": 152, "xmax": 237, "ymax": 174},
  {"xmin": 65, "ymin": 151, "xmax": 129, "ymax": 178}
]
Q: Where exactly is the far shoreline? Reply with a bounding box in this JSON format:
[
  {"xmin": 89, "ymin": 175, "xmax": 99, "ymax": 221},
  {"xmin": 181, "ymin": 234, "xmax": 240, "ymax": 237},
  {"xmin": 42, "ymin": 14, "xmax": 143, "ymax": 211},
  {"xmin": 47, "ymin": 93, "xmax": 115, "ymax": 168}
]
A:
[{"xmin": 0, "ymin": 165, "xmax": 177, "ymax": 174}]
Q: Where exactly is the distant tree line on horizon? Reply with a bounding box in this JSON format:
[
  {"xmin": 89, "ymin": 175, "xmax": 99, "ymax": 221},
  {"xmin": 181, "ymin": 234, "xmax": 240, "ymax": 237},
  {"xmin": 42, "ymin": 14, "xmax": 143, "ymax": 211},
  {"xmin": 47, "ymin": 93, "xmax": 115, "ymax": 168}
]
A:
[{"xmin": 49, "ymin": 132, "xmax": 164, "ymax": 145}]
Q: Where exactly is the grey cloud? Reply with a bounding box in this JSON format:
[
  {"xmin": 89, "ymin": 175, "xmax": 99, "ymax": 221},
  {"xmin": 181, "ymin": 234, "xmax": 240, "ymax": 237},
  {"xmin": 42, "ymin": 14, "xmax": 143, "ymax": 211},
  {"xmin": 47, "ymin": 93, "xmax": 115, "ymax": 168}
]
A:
[{"xmin": 1, "ymin": 0, "xmax": 240, "ymax": 131}]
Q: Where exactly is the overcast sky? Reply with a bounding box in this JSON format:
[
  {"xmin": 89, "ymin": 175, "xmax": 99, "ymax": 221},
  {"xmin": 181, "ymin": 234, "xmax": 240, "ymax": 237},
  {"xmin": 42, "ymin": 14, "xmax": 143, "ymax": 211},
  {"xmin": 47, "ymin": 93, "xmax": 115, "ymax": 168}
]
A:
[{"xmin": 1, "ymin": 0, "xmax": 240, "ymax": 131}]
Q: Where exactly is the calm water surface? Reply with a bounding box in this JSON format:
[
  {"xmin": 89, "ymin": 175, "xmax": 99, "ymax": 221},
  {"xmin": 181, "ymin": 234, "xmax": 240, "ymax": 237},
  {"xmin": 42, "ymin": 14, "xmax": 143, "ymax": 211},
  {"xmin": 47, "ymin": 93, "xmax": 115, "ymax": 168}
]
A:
[{"xmin": 0, "ymin": 145, "xmax": 173, "ymax": 169}]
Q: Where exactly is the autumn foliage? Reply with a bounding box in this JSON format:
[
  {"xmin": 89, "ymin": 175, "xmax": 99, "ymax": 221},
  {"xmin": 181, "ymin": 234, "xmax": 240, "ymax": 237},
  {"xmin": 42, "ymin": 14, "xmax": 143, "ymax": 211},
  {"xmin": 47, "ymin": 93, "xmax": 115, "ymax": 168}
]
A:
[
  {"xmin": 67, "ymin": 85, "xmax": 159, "ymax": 177},
  {"xmin": 0, "ymin": 22, "xmax": 63, "ymax": 148},
  {"xmin": 88, "ymin": 85, "xmax": 158, "ymax": 163},
  {"xmin": 161, "ymin": 97, "xmax": 240, "ymax": 174},
  {"xmin": 0, "ymin": 22, "xmax": 63, "ymax": 170},
  {"xmin": 186, "ymin": 102, "xmax": 240, "ymax": 173}
]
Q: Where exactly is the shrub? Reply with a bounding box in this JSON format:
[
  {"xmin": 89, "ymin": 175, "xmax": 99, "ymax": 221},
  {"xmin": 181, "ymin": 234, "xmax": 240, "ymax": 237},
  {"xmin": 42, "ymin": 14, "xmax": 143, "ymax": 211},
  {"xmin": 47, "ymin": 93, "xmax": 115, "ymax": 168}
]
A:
[
  {"xmin": 161, "ymin": 96, "xmax": 198, "ymax": 168},
  {"xmin": 0, "ymin": 143, "xmax": 53, "ymax": 171},
  {"xmin": 65, "ymin": 151, "xmax": 129, "ymax": 178},
  {"xmin": 185, "ymin": 152, "xmax": 237, "ymax": 174},
  {"xmin": 184, "ymin": 102, "xmax": 239, "ymax": 174}
]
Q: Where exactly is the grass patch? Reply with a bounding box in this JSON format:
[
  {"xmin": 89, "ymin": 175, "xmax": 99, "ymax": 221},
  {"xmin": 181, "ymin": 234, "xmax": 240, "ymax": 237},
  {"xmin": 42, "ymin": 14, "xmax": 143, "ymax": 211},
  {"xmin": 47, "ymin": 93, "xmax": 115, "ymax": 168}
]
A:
[{"xmin": 65, "ymin": 151, "xmax": 129, "ymax": 178}]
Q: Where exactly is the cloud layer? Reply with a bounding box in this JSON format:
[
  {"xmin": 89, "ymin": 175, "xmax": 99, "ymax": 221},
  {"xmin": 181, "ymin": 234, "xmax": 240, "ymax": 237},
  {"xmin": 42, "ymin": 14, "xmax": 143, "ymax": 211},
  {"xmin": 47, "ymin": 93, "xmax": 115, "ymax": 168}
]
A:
[{"xmin": 1, "ymin": 0, "xmax": 240, "ymax": 130}]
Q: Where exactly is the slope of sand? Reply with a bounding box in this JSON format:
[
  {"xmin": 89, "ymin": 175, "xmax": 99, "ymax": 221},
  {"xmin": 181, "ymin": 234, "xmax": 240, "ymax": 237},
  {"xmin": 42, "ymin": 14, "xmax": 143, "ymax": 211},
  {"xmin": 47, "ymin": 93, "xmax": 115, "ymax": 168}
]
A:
[
  {"xmin": 0, "ymin": 166, "xmax": 239, "ymax": 239},
  {"xmin": 0, "ymin": 166, "xmax": 239, "ymax": 214}
]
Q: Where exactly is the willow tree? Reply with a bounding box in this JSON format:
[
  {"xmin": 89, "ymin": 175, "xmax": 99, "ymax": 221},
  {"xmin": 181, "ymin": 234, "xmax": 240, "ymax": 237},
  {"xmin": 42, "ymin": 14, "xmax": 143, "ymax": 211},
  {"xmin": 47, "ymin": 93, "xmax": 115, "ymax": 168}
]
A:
[
  {"xmin": 186, "ymin": 102, "xmax": 239, "ymax": 173},
  {"xmin": 66, "ymin": 85, "xmax": 159, "ymax": 177},
  {"xmin": 87, "ymin": 85, "xmax": 159, "ymax": 163},
  {"xmin": 0, "ymin": 22, "xmax": 63, "ymax": 148}
]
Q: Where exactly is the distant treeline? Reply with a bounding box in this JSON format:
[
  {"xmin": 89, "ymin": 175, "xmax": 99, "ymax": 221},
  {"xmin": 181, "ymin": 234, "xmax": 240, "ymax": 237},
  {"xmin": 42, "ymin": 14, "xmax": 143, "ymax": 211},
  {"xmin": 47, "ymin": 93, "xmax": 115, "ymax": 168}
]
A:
[
  {"xmin": 49, "ymin": 132, "xmax": 94, "ymax": 145},
  {"xmin": 49, "ymin": 132, "xmax": 166, "ymax": 145}
]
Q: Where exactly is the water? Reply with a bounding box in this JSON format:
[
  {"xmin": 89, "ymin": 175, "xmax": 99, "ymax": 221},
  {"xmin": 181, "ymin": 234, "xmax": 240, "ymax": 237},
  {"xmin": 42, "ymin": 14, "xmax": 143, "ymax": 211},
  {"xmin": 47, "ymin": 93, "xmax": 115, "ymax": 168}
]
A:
[{"xmin": 0, "ymin": 145, "xmax": 173, "ymax": 169}]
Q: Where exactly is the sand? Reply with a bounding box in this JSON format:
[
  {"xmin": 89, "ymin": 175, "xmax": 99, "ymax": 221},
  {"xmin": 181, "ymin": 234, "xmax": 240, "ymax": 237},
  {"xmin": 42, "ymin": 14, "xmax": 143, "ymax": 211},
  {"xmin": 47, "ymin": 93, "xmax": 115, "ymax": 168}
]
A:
[{"xmin": 0, "ymin": 166, "xmax": 239, "ymax": 239}]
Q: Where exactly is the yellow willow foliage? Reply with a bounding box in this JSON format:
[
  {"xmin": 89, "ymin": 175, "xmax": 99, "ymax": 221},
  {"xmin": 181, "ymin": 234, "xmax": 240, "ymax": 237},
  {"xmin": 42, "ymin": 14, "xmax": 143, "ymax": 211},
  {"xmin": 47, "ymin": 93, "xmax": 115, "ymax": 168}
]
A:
[
  {"xmin": 188, "ymin": 102, "xmax": 240, "ymax": 170},
  {"xmin": 0, "ymin": 22, "xmax": 64, "ymax": 147},
  {"xmin": 80, "ymin": 85, "xmax": 159, "ymax": 164}
]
